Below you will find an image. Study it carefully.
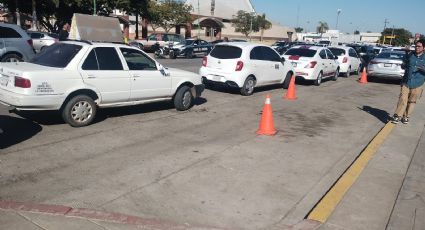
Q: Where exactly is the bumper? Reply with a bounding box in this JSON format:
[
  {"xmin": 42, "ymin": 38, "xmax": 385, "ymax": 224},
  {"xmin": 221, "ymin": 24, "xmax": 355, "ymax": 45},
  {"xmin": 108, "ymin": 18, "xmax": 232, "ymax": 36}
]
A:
[
  {"xmin": 0, "ymin": 90, "xmax": 64, "ymax": 110},
  {"xmin": 200, "ymin": 68, "xmax": 245, "ymax": 88},
  {"xmin": 367, "ymin": 69, "xmax": 404, "ymax": 79},
  {"xmin": 294, "ymin": 69, "xmax": 316, "ymax": 80}
]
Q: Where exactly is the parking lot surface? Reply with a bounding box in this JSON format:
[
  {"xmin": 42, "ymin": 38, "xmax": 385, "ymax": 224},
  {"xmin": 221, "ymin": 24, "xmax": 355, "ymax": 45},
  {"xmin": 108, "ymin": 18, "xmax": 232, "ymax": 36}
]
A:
[{"xmin": 0, "ymin": 58, "xmax": 405, "ymax": 229}]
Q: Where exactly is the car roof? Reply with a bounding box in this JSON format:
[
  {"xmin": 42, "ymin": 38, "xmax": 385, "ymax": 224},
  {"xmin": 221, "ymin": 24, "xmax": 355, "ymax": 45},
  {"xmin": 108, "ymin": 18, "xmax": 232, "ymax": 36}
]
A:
[
  {"xmin": 290, "ymin": 45, "xmax": 324, "ymax": 50},
  {"xmin": 215, "ymin": 42, "xmax": 268, "ymax": 49},
  {"xmin": 328, "ymin": 46, "xmax": 351, "ymax": 50},
  {"xmin": 62, "ymin": 40, "xmax": 130, "ymax": 48}
]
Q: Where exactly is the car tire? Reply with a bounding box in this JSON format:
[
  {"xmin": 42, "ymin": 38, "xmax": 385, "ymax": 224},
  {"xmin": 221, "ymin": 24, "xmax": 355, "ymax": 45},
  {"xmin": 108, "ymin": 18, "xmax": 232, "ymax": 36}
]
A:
[
  {"xmin": 283, "ymin": 72, "xmax": 292, "ymax": 89},
  {"xmin": 1, "ymin": 53, "xmax": 23, "ymax": 62},
  {"xmin": 315, "ymin": 72, "xmax": 323, "ymax": 86},
  {"xmin": 186, "ymin": 50, "xmax": 193, "ymax": 59},
  {"xmin": 240, "ymin": 76, "xmax": 255, "ymax": 96},
  {"xmin": 345, "ymin": 67, "xmax": 351, "ymax": 77},
  {"xmin": 174, "ymin": 86, "xmax": 193, "ymax": 111},
  {"xmin": 62, "ymin": 95, "xmax": 97, "ymax": 127},
  {"xmin": 332, "ymin": 69, "xmax": 339, "ymax": 81}
]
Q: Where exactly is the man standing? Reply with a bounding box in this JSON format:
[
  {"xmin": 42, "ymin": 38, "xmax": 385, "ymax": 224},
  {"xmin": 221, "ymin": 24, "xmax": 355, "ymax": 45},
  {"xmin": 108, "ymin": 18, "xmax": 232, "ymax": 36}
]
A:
[
  {"xmin": 58, "ymin": 23, "xmax": 70, "ymax": 41},
  {"xmin": 391, "ymin": 39, "xmax": 425, "ymax": 124}
]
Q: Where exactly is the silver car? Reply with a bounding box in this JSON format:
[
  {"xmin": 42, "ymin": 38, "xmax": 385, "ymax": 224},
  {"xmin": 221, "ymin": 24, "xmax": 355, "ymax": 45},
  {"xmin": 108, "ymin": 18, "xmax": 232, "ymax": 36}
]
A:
[
  {"xmin": 27, "ymin": 31, "xmax": 58, "ymax": 52},
  {"xmin": 0, "ymin": 23, "xmax": 35, "ymax": 62},
  {"xmin": 367, "ymin": 51, "xmax": 405, "ymax": 80}
]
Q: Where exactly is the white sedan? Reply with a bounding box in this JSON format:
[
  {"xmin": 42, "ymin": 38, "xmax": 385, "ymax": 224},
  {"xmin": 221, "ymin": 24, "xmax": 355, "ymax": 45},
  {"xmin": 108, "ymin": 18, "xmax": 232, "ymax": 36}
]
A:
[
  {"xmin": 328, "ymin": 46, "xmax": 362, "ymax": 77},
  {"xmin": 282, "ymin": 45, "xmax": 340, "ymax": 86},
  {"xmin": 0, "ymin": 41, "xmax": 204, "ymax": 127},
  {"xmin": 199, "ymin": 42, "xmax": 295, "ymax": 96}
]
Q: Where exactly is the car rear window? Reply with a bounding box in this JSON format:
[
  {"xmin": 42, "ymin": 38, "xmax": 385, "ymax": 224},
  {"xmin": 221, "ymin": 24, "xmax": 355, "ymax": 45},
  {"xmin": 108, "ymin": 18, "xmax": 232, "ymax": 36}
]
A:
[
  {"xmin": 285, "ymin": 48, "xmax": 316, "ymax": 57},
  {"xmin": 328, "ymin": 48, "xmax": 345, "ymax": 56},
  {"xmin": 30, "ymin": 43, "xmax": 82, "ymax": 68},
  {"xmin": 376, "ymin": 52, "xmax": 405, "ymax": 60},
  {"xmin": 210, "ymin": 45, "xmax": 242, "ymax": 59}
]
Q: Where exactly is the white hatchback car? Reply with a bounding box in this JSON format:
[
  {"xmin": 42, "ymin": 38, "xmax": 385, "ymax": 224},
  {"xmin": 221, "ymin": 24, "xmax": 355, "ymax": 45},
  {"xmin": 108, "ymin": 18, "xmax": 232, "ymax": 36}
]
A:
[
  {"xmin": 282, "ymin": 45, "xmax": 340, "ymax": 86},
  {"xmin": 199, "ymin": 43, "xmax": 295, "ymax": 96},
  {"xmin": 0, "ymin": 41, "xmax": 204, "ymax": 127},
  {"xmin": 328, "ymin": 46, "xmax": 362, "ymax": 77}
]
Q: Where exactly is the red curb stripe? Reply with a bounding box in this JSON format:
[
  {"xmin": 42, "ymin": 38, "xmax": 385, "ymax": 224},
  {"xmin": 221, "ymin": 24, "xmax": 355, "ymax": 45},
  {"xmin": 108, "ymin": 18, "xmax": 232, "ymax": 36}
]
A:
[{"xmin": 0, "ymin": 200, "xmax": 71, "ymax": 215}]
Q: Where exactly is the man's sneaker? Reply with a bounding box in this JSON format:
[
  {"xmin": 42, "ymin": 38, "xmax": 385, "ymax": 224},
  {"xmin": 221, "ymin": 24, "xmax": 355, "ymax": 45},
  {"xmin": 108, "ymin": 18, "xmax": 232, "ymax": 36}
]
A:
[
  {"xmin": 391, "ymin": 114, "xmax": 400, "ymax": 124},
  {"xmin": 401, "ymin": 117, "xmax": 409, "ymax": 124}
]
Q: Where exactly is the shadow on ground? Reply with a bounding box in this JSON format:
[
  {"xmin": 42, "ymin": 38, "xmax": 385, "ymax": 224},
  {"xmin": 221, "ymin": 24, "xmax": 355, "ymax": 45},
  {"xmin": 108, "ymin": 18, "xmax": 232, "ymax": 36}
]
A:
[
  {"xmin": 0, "ymin": 115, "xmax": 42, "ymax": 149},
  {"xmin": 359, "ymin": 105, "xmax": 390, "ymax": 124}
]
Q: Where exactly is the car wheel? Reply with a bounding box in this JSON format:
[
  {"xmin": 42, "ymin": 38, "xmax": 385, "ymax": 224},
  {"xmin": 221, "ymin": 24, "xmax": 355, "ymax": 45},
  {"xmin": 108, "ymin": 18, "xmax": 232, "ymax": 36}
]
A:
[
  {"xmin": 186, "ymin": 50, "xmax": 193, "ymax": 59},
  {"xmin": 240, "ymin": 76, "xmax": 255, "ymax": 96},
  {"xmin": 332, "ymin": 69, "xmax": 339, "ymax": 81},
  {"xmin": 315, "ymin": 72, "xmax": 323, "ymax": 86},
  {"xmin": 1, "ymin": 53, "xmax": 23, "ymax": 62},
  {"xmin": 174, "ymin": 86, "xmax": 193, "ymax": 111},
  {"xmin": 62, "ymin": 95, "xmax": 97, "ymax": 127},
  {"xmin": 283, "ymin": 72, "xmax": 292, "ymax": 89},
  {"xmin": 345, "ymin": 67, "xmax": 351, "ymax": 77}
]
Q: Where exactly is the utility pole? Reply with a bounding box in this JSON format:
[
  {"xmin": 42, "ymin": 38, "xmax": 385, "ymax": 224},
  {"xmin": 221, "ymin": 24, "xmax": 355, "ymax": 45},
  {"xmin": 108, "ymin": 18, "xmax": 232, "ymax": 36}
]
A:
[
  {"xmin": 389, "ymin": 25, "xmax": 395, "ymax": 45},
  {"xmin": 197, "ymin": 0, "xmax": 200, "ymax": 37},
  {"xmin": 336, "ymin": 9, "xmax": 341, "ymax": 30},
  {"xmin": 382, "ymin": 19, "xmax": 389, "ymax": 44},
  {"xmin": 93, "ymin": 0, "xmax": 96, "ymax": 15}
]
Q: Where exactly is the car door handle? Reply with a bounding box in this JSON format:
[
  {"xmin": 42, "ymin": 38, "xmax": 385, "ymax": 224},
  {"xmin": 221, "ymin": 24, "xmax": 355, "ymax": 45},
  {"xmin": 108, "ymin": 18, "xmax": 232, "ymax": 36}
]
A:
[
  {"xmin": 132, "ymin": 75, "xmax": 141, "ymax": 78},
  {"xmin": 87, "ymin": 74, "xmax": 96, "ymax": 79}
]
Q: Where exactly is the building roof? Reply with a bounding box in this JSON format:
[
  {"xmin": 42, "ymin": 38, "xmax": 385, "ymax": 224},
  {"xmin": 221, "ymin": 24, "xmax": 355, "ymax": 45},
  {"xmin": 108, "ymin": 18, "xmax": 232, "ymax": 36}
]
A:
[{"xmin": 185, "ymin": 0, "xmax": 254, "ymax": 19}]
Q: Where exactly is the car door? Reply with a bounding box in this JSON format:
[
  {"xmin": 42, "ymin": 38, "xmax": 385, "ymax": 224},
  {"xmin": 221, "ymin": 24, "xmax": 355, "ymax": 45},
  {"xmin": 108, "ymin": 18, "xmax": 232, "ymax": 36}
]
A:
[
  {"xmin": 325, "ymin": 49, "xmax": 338, "ymax": 76},
  {"xmin": 249, "ymin": 46, "xmax": 272, "ymax": 85},
  {"xmin": 349, "ymin": 48, "xmax": 361, "ymax": 72},
  {"xmin": 318, "ymin": 49, "xmax": 329, "ymax": 76},
  {"xmin": 260, "ymin": 46, "xmax": 284, "ymax": 83},
  {"xmin": 80, "ymin": 47, "xmax": 131, "ymax": 104},
  {"xmin": 119, "ymin": 47, "xmax": 171, "ymax": 100}
]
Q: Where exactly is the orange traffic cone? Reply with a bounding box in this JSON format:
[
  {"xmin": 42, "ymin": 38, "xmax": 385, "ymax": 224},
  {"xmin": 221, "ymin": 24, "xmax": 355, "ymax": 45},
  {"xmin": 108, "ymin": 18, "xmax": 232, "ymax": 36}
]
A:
[
  {"xmin": 359, "ymin": 67, "xmax": 368, "ymax": 84},
  {"xmin": 284, "ymin": 75, "xmax": 297, "ymax": 100},
  {"xmin": 256, "ymin": 94, "xmax": 277, "ymax": 136}
]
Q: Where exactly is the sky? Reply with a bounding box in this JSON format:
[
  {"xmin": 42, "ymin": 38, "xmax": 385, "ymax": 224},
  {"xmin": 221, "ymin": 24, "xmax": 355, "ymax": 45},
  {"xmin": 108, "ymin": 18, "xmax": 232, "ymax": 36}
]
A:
[{"xmin": 250, "ymin": 0, "xmax": 424, "ymax": 35}]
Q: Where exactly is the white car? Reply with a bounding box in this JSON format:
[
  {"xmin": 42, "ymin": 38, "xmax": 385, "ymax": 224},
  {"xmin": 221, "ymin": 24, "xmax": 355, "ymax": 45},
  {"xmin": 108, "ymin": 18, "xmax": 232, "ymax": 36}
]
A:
[
  {"xmin": 0, "ymin": 41, "xmax": 204, "ymax": 127},
  {"xmin": 199, "ymin": 43, "xmax": 295, "ymax": 96},
  {"xmin": 1, "ymin": 23, "xmax": 35, "ymax": 62},
  {"xmin": 282, "ymin": 45, "xmax": 340, "ymax": 86},
  {"xmin": 328, "ymin": 46, "xmax": 362, "ymax": 77}
]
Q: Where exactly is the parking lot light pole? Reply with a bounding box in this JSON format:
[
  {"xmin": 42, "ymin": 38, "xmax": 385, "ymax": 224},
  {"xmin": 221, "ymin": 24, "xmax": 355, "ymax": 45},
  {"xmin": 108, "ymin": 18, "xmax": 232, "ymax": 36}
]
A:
[
  {"xmin": 93, "ymin": 0, "xmax": 96, "ymax": 15},
  {"xmin": 336, "ymin": 9, "xmax": 341, "ymax": 30}
]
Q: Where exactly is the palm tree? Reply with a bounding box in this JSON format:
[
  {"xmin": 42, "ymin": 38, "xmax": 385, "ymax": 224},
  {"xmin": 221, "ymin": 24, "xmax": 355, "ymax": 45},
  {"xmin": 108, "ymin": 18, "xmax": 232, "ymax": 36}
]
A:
[
  {"xmin": 316, "ymin": 21, "xmax": 329, "ymax": 37},
  {"xmin": 257, "ymin": 13, "xmax": 272, "ymax": 41}
]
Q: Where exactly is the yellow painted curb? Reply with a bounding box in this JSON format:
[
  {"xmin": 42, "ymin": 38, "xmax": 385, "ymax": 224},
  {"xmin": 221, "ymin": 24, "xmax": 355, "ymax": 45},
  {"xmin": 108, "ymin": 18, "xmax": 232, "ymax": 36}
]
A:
[{"xmin": 307, "ymin": 122, "xmax": 395, "ymax": 223}]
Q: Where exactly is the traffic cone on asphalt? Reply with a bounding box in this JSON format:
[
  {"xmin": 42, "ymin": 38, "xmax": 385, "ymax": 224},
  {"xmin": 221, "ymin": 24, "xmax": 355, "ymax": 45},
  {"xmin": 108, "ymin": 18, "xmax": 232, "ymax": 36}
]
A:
[
  {"xmin": 284, "ymin": 75, "xmax": 297, "ymax": 100},
  {"xmin": 256, "ymin": 94, "xmax": 277, "ymax": 136},
  {"xmin": 359, "ymin": 67, "xmax": 368, "ymax": 84}
]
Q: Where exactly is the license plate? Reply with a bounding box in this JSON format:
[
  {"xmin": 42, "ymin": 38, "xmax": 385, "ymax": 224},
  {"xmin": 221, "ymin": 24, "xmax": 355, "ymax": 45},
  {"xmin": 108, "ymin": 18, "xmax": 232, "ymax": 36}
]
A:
[
  {"xmin": 0, "ymin": 76, "xmax": 9, "ymax": 87},
  {"xmin": 292, "ymin": 62, "xmax": 297, "ymax": 67},
  {"xmin": 384, "ymin": 63, "xmax": 392, "ymax": 67}
]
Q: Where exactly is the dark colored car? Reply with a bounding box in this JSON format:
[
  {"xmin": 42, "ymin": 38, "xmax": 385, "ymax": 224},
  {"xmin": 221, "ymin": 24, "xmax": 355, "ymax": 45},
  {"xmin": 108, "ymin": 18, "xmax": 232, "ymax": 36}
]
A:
[
  {"xmin": 346, "ymin": 44, "xmax": 376, "ymax": 66},
  {"xmin": 271, "ymin": 41, "xmax": 287, "ymax": 55},
  {"xmin": 167, "ymin": 39, "xmax": 213, "ymax": 59}
]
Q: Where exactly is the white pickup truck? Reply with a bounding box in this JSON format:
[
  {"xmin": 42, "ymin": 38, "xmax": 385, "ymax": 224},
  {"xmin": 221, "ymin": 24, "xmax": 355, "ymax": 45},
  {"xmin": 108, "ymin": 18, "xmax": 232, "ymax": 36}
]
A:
[{"xmin": 0, "ymin": 41, "xmax": 204, "ymax": 127}]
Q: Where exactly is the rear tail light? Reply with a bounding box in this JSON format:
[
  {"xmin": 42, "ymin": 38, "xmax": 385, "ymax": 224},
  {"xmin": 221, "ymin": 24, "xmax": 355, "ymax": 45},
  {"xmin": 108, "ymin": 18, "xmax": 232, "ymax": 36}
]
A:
[
  {"xmin": 202, "ymin": 56, "xmax": 207, "ymax": 67},
  {"xmin": 235, "ymin": 60, "xmax": 244, "ymax": 71},
  {"xmin": 14, "ymin": 76, "xmax": 31, "ymax": 88},
  {"xmin": 289, "ymin": 55, "xmax": 300, "ymax": 60},
  {"xmin": 27, "ymin": 39, "xmax": 33, "ymax": 47},
  {"xmin": 342, "ymin": 57, "xmax": 348, "ymax": 63},
  {"xmin": 305, "ymin": 61, "xmax": 317, "ymax": 68}
]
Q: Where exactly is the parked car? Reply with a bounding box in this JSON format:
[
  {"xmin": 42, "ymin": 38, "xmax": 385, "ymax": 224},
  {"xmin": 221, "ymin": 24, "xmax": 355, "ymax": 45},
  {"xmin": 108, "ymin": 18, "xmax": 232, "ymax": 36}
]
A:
[
  {"xmin": 282, "ymin": 45, "xmax": 340, "ymax": 86},
  {"xmin": 271, "ymin": 41, "xmax": 288, "ymax": 55},
  {"xmin": 137, "ymin": 33, "xmax": 185, "ymax": 52},
  {"xmin": 316, "ymin": 40, "xmax": 331, "ymax": 47},
  {"xmin": 0, "ymin": 41, "xmax": 204, "ymax": 127},
  {"xmin": 199, "ymin": 43, "xmax": 295, "ymax": 96},
  {"xmin": 346, "ymin": 44, "xmax": 376, "ymax": 66},
  {"xmin": 367, "ymin": 51, "xmax": 405, "ymax": 80},
  {"xmin": 0, "ymin": 23, "xmax": 35, "ymax": 62},
  {"xmin": 27, "ymin": 31, "xmax": 59, "ymax": 52},
  {"xmin": 328, "ymin": 46, "xmax": 362, "ymax": 77},
  {"xmin": 166, "ymin": 39, "xmax": 213, "ymax": 59}
]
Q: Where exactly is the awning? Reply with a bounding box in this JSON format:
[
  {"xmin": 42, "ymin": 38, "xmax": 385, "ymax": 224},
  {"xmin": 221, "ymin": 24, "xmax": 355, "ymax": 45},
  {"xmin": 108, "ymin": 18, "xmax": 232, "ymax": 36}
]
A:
[{"xmin": 192, "ymin": 17, "xmax": 225, "ymax": 28}]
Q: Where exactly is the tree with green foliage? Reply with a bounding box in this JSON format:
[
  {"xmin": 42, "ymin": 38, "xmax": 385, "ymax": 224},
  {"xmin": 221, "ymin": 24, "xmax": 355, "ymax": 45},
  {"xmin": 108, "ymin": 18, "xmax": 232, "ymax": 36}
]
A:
[
  {"xmin": 379, "ymin": 28, "xmax": 412, "ymax": 46},
  {"xmin": 232, "ymin": 10, "xmax": 258, "ymax": 38},
  {"xmin": 316, "ymin": 21, "xmax": 329, "ymax": 36},
  {"xmin": 295, "ymin": 27, "xmax": 303, "ymax": 33},
  {"xmin": 147, "ymin": 0, "xmax": 192, "ymax": 33},
  {"xmin": 257, "ymin": 13, "xmax": 271, "ymax": 41}
]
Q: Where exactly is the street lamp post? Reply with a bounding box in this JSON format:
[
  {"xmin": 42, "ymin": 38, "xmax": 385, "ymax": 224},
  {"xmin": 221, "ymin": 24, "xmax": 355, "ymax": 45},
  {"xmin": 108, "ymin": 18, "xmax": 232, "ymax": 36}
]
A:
[
  {"xmin": 93, "ymin": 0, "xmax": 96, "ymax": 15},
  {"xmin": 336, "ymin": 9, "xmax": 341, "ymax": 30}
]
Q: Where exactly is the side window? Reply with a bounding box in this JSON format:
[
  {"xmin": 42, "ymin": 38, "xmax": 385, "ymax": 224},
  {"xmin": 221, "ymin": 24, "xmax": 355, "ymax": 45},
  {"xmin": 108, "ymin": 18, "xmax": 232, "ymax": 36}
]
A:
[
  {"xmin": 120, "ymin": 48, "xmax": 157, "ymax": 70},
  {"xmin": 94, "ymin": 47, "xmax": 123, "ymax": 70},
  {"xmin": 0, "ymin": 26, "xmax": 22, "ymax": 38},
  {"xmin": 325, "ymin": 49, "xmax": 335, "ymax": 59},
  {"xmin": 163, "ymin": 34, "xmax": 169, "ymax": 41},
  {"xmin": 82, "ymin": 50, "xmax": 99, "ymax": 70},
  {"xmin": 261, "ymin": 47, "xmax": 281, "ymax": 62},
  {"xmin": 349, "ymin": 49, "xmax": 357, "ymax": 58},
  {"xmin": 250, "ymin": 47, "xmax": 263, "ymax": 60},
  {"xmin": 148, "ymin": 34, "xmax": 157, "ymax": 41},
  {"xmin": 200, "ymin": 40, "xmax": 207, "ymax": 46},
  {"xmin": 319, "ymin": 50, "xmax": 327, "ymax": 59},
  {"xmin": 30, "ymin": 33, "xmax": 42, "ymax": 39}
]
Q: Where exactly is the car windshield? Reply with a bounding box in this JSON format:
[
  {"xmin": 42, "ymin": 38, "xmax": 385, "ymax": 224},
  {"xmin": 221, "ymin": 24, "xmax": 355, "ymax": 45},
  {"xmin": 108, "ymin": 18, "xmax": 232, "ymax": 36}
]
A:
[
  {"xmin": 210, "ymin": 45, "xmax": 242, "ymax": 59},
  {"xmin": 376, "ymin": 52, "xmax": 405, "ymax": 60},
  {"xmin": 285, "ymin": 48, "xmax": 316, "ymax": 57},
  {"xmin": 328, "ymin": 48, "xmax": 345, "ymax": 56},
  {"xmin": 30, "ymin": 43, "xmax": 82, "ymax": 68}
]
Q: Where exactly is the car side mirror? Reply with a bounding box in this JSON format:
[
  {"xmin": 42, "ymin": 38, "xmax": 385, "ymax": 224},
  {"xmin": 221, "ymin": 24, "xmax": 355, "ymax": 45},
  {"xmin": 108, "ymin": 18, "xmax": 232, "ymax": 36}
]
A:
[
  {"xmin": 281, "ymin": 57, "xmax": 286, "ymax": 63},
  {"xmin": 334, "ymin": 56, "xmax": 338, "ymax": 60}
]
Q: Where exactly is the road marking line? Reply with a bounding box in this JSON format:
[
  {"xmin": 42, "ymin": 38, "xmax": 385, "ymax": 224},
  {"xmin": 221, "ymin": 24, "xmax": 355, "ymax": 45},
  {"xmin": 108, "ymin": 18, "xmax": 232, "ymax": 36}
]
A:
[{"xmin": 307, "ymin": 122, "xmax": 395, "ymax": 223}]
